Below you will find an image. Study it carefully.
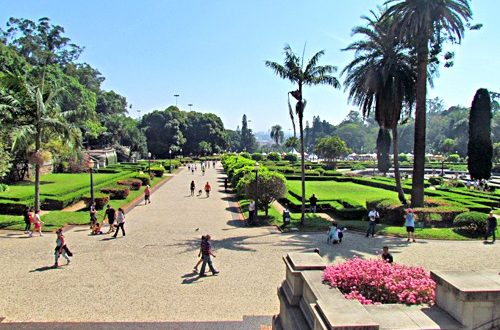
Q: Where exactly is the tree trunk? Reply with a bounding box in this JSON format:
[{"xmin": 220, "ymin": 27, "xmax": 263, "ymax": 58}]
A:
[
  {"xmin": 298, "ymin": 102, "xmax": 306, "ymax": 225},
  {"xmin": 392, "ymin": 126, "xmax": 406, "ymax": 204},
  {"xmin": 411, "ymin": 42, "xmax": 429, "ymax": 208},
  {"xmin": 34, "ymin": 133, "xmax": 41, "ymax": 211}
]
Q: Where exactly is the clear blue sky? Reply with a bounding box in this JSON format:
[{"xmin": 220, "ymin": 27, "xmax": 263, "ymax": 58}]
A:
[{"xmin": 2, "ymin": 0, "xmax": 499, "ymax": 133}]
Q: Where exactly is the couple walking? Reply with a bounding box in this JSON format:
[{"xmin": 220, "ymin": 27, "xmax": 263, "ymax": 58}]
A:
[{"xmin": 193, "ymin": 235, "xmax": 219, "ymax": 277}]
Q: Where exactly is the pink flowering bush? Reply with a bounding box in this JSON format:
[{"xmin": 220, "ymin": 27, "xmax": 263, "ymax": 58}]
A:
[{"xmin": 322, "ymin": 258, "xmax": 435, "ymax": 305}]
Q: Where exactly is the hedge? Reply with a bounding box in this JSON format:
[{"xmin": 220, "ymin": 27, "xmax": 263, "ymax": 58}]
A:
[
  {"xmin": 82, "ymin": 193, "xmax": 110, "ymax": 210},
  {"xmin": 100, "ymin": 185, "xmax": 130, "ymax": 199},
  {"xmin": 0, "ymin": 200, "xmax": 30, "ymax": 215},
  {"xmin": 453, "ymin": 211, "xmax": 488, "ymax": 234},
  {"xmin": 117, "ymin": 178, "xmax": 142, "ymax": 190},
  {"xmin": 133, "ymin": 174, "xmax": 151, "ymax": 186}
]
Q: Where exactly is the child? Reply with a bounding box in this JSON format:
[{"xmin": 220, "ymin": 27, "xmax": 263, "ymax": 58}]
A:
[
  {"xmin": 381, "ymin": 246, "xmax": 393, "ymax": 263},
  {"xmin": 91, "ymin": 221, "xmax": 103, "ymax": 235},
  {"xmin": 327, "ymin": 222, "xmax": 339, "ymax": 244},
  {"xmin": 337, "ymin": 227, "xmax": 344, "ymax": 244},
  {"xmin": 193, "ymin": 235, "xmax": 205, "ymax": 273},
  {"xmin": 31, "ymin": 210, "xmax": 44, "ymax": 237}
]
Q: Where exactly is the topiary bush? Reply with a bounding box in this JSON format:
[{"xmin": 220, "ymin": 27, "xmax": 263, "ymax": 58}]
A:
[
  {"xmin": 100, "ymin": 186, "xmax": 130, "ymax": 200},
  {"xmin": 0, "ymin": 183, "xmax": 8, "ymax": 192},
  {"xmin": 283, "ymin": 153, "xmax": 298, "ymax": 162},
  {"xmin": 267, "ymin": 152, "xmax": 281, "ymax": 161},
  {"xmin": 82, "ymin": 193, "xmax": 110, "ymax": 210},
  {"xmin": 453, "ymin": 211, "xmax": 488, "ymax": 234},
  {"xmin": 134, "ymin": 173, "xmax": 151, "ymax": 186},
  {"xmin": 251, "ymin": 153, "xmax": 263, "ymax": 161},
  {"xmin": 323, "ymin": 258, "xmax": 435, "ymax": 305},
  {"xmin": 117, "ymin": 178, "xmax": 143, "ymax": 190},
  {"xmin": 150, "ymin": 166, "xmax": 165, "ymax": 177},
  {"xmin": 428, "ymin": 177, "xmax": 443, "ymax": 185}
]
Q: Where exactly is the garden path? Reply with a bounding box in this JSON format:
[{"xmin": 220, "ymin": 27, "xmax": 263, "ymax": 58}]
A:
[{"xmin": 0, "ymin": 165, "xmax": 499, "ymax": 328}]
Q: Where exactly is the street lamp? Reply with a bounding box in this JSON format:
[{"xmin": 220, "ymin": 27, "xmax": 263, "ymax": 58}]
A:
[
  {"xmin": 169, "ymin": 149, "xmax": 172, "ymax": 173},
  {"xmin": 441, "ymin": 160, "xmax": 445, "ymax": 177},
  {"xmin": 254, "ymin": 162, "xmax": 259, "ymax": 221},
  {"xmin": 188, "ymin": 104, "xmax": 193, "ymax": 111},
  {"xmin": 174, "ymin": 94, "xmax": 180, "ymax": 107},
  {"xmin": 179, "ymin": 148, "xmax": 183, "ymax": 159},
  {"xmin": 147, "ymin": 152, "xmax": 152, "ymax": 177},
  {"xmin": 87, "ymin": 158, "xmax": 95, "ymax": 207}
]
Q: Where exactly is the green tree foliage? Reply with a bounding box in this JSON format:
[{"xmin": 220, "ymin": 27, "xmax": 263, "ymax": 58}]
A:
[
  {"xmin": 240, "ymin": 114, "xmax": 257, "ymax": 152},
  {"xmin": 1, "ymin": 17, "xmax": 83, "ymax": 67},
  {"xmin": 468, "ymin": 89, "xmax": 492, "ymax": 180},
  {"xmin": 224, "ymin": 129, "xmax": 241, "ymax": 152},
  {"xmin": 385, "ymin": 0, "xmax": 473, "ymax": 207},
  {"xmin": 266, "ymin": 44, "xmax": 340, "ymax": 223},
  {"xmin": 238, "ymin": 170, "xmax": 287, "ymax": 216},
  {"xmin": 96, "ymin": 90, "xmax": 127, "ymax": 116},
  {"xmin": 314, "ymin": 136, "xmax": 351, "ymax": 169},
  {"xmin": 284, "ymin": 136, "xmax": 299, "ymax": 151},
  {"xmin": 377, "ymin": 128, "xmax": 392, "ymax": 174},
  {"xmin": 304, "ymin": 116, "xmax": 336, "ymax": 151},
  {"xmin": 184, "ymin": 112, "xmax": 226, "ymax": 155},
  {"xmin": 270, "ymin": 124, "xmax": 284, "ymax": 146}
]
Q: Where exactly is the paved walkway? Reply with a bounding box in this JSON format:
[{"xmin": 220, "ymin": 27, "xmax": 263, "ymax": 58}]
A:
[{"xmin": 0, "ymin": 165, "xmax": 499, "ymax": 328}]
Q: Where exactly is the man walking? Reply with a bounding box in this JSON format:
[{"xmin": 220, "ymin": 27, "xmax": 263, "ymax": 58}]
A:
[
  {"xmin": 366, "ymin": 208, "xmax": 379, "ymax": 238},
  {"xmin": 190, "ymin": 180, "xmax": 196, "ymax": 197},
  {"xmin": 309, "ymin": 194, "xmax": 318, "ymax": 213},
  {"xmin": 199, "ymin": 235, "xmax": 219, "ymax": 277},
  {"xmin": 484, "ymin": 212, "xmax": 497, "ymax": 244},
  {"xmin": 103, "ymin": 204, "xmax": 116, "ymax": 234}
]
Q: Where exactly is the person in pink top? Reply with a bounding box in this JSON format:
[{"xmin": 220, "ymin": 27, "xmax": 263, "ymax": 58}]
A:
[
  {"xmin": 31, "ymin": 209, "xmax": 44, "ymax": 237},
  {"xmin": 144, "ymin": 185, "xmax": 151, "ymax": 204}
]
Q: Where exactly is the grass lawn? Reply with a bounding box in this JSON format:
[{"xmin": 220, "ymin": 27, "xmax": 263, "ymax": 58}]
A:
[
  {"xmin": 0, "ymin": 175, "xmax": 167, "ymax": 231},
  {"xmin": 339, "ymin": 220, "xmax": 482, "ymax": 240},
  {"xmin": 287, "ymin": 180, "xmax": 399, "ymax": 204}
]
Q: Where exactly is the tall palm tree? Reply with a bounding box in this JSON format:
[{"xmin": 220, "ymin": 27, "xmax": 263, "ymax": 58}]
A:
[
  {"xmin": 384, "ymin": 0, "xmax": 472, "ymax": 207},
  {"xmin": 343, "ymin": 11, "xmax": 416, "ymax": 204},
  {"xmin": 270, "ymin": 124, "xmax": 284, "ymax": 146},
  {"xmin": 0, "ymin": 71, "xmax": 81, "ymax": 211},
  {"xmin": 266, "ymin": 45, "xmax": 340, "ymax": 223}
]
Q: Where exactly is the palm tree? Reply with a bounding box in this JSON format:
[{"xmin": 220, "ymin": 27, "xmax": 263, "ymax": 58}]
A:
[
  {"xmin": 266, "ymin": 45, "xmax": 340, "ymax": 223},
  {"xmin": 0, "ymin": 71, "xmax": 81, "ymax": 211},
  {"xmin": 384, "ymin": 0, "xmax": 472, "ymax": 207},
  {"xmin": 343, "ymin": 11, "xmax": 416, "ymax": 204},
  {"xmin": 270, "ymin": 125, "xmax": 284, "ymax": 146}
]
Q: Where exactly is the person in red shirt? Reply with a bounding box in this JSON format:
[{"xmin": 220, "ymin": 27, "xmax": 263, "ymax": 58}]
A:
[
  {"xmin": 144, "ymin": 185, "xmax": 151, "ymax": 204},
  {"xmin": 204, "ymin": 182, "xmax": 211, "ymax": 198},
  {"xmin": 199, "ymin": 235, "xmax": 219, "ymax": 277}
]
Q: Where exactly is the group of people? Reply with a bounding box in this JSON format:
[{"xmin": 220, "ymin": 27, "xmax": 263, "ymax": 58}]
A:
[
  {"xmin": 366, "ymin": 207, "xmax": 417, "ymax": 242},
  {"xmin": 189, "ymin": 181, "xmax": 212, "ymax": 197},
  {"xmin": 193, "ymin": 234, "xmax": 219, "ymax": 277},
  {"xmin": 91, "ymin": 204, "xmax": 126, "ymax": 238},
  {"xmin": 23, "ymin": 207, "xmax": 44, "ymax": 237},
  {"xmin": 466, "ymin": 179, "xmax": 491, "ymax": 192},
  {"xmin": 188, "ymin": 160, "xmax": 218, "ymax": 176}
]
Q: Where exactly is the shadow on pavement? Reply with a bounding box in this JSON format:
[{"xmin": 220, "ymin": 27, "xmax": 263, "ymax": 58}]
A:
[
  {"xmin": 30, "ymin": 265, "xmax": 58, "ymax": 272},
  {"xmin": 181, "ymin": 271, "xmax": 203, "ymax": 284}
]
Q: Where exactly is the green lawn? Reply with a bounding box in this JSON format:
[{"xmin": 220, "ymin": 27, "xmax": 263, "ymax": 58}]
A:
[
  {"xmin": 287, "ymin": 180, "xmax": 399, "ymax": 205},
  {"xmin": 0, "ymin": 175, "xmax": 167, "ymax": 231}
]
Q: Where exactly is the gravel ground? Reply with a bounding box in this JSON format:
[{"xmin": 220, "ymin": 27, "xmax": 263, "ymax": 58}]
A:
[{"xmin": 0, "ymin": 165, "xmax": 499, "ymax": 325}]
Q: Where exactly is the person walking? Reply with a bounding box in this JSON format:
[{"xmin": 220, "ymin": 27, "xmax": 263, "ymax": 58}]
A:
[
  {"xmin": 248, "ymin": 200, "xmax": 255, "ymax": 225},
  {"xmin": 309, "ymin": 194, "xmax": 318, "ymax": 213},
  {"xmin": 112, "ymin": 208, "xmax": 126, "ymax": 238},
  {"xmin": 405, "ymin": 208, "xmax": 416, "ymax": 242},
  {"xmin": 31, "ymin": 209, "xmax": 44, "ymax": 237},
  {"xmin": 204, "ymin": 182, "xmax": 211, "ymax": 198},
  {"xmin": 193, "ymin": 235, "xmax": 205, "ymax": 273},
  {"xmin": 103, "ymin": 205, "xmax": 116, "ymax": 234},
  {"xmin": 484, "ymin": 212, "xmax": 497, "ymax": 244},
  {"xmin": 144, "ymin": 185, "xmax": 151, "ymax": 205},
  {"xmin": 198, "ymin": 235, "xmax": 219, "ymax": 277},
  {"xmin": 23, "ymin": 206, "xmax": 32, "ymax": 234},
  {"xmin": 366, "ymin": 208, "xmax": 379, "ymax": 238},
  {"xmin": 53, "ymin": 228, "xmax": 72, "ymax": 267},
  {"xmin": 190, "ymin": 180, "xmax": 196, "ymax": 197}
]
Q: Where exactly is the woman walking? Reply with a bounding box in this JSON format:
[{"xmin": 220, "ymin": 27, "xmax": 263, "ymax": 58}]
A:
[
  {"xmin": 54, "ymin": 228, "xmax": 72, "ymax": 267},
  {"xmin": 190, "ymin": 180, "xmax": 196, "ymax": 197},
  {"xmin": 144, "ymin": 185, "xmax": 151, "ymax": 205},
  {"xmin": 113, "ymin": 208, "xmax": 126, "ymax": 238},
  {"xmin": 31, "ymin": 209, "xmax": 44, "ymax": 237},
  {"xmin": 204, "ymin": 182, "xmax": 211, "ymax": 198}
]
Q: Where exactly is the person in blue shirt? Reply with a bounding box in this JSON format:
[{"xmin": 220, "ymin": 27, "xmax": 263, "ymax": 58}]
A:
[{"xmin": 405, "ymin": 208, "xmax": 416, "ymax": 243}]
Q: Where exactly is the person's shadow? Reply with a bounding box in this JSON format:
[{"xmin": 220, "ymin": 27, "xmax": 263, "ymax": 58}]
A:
[
  {"xmin": 181, "ymin": 271, "xmax": 202, "ymax": 284},
  {"xmin": 30, "ymin": 265, "xmax": 59, "ymax": 272}
]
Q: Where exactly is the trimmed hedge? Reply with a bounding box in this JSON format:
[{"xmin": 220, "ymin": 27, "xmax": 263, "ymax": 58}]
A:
[
  {"xmin": 453, "ymin": 211, "xmax": 488, "ymax": 234},
  {"xmin": 133, "ymin": 174, "xmax": 151, "ymax": 186},
  {"xmin": 150, "ymin": 166, "xmax": 165, "ymax": 177},
  {"xmin": 117, "ymin": 178, "xmax": 142, "ymax": 190},
  {"xmin": 0, "ymin": 200, "xmax": 30, "ymax": 215},
  {"xmin": 100, "ymin": 185, "xmax": 130, "ymax": 199},
  {"xmin": 82, "ymin": 193, "xmax": 110, "ymax": 210}
]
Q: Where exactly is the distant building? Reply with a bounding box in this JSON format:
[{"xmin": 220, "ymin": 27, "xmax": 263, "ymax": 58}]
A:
[{"xmin": 85, "ymin": 149, "xmax": 117, "ymax": 167}]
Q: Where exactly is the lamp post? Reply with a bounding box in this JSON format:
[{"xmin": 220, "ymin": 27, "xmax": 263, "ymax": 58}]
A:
[
  {"xmin": 174, "ymin": 94, "xmax": 180, "ymax": 107},
  {"xmin": 169, "ymin": 149, "xmax": 172, "ymax": 173},
  {"xmin": 147, "ymin": 152, "xmax": 152, "ymax": 177},
  {"xmin": 87, "ymin": 158, "xmax": 95, "ymax": 206},
  {"xmin": 188, "ymin": 104, "xmax": 193, "ymax": 111},
  {"xmin": 441, "ymin": 160, "xmax": 445, "ymax": 177},
  {"xmin": 179, "ymin": 148, "xmax": 183, "ymax": 159},
  {"xmin": 254, "ymin": 162, "xmax": 259, "ymax": 221}
]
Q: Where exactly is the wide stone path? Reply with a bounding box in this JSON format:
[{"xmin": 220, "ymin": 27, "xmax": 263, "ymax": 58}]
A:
[{"xmin": 0, "ymin": 165, "xmax": 499, "ymax": 328}]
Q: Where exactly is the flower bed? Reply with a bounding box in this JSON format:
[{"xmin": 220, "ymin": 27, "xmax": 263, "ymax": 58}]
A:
[{"xmin": 323, "ymin": 258, "xmax": 435, "ymax": 305}]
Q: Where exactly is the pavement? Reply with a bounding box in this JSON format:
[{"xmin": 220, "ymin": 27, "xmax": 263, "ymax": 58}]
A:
[{"xmin": 0, "ymin": 164, "xmax": 499, "ymax": 329}]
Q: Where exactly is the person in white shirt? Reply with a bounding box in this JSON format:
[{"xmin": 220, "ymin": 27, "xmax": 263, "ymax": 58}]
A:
[
  {"xmin": 366, "ymin": 208, "xmax": 379, "ymax": 238},
  {"xmin": 248, "ymin": 200, "xmax": 256, "ymax": 224},
  {"xmin": 112, "ymin": 208, "xmax": 126, "ymax": 238}
]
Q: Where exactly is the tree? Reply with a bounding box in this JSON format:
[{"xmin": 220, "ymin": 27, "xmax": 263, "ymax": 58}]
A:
[
  {"xmin": 238, "ymin": 170, "xmax": 287, "ymax": 216},
  {"xmin": 284, "ymin": 136, "xmax": 299, "ymax": 151},
  {"xmin": 96, "ymin": 90, "xmax": 127, "ymax": 116},
  {"xmin": 377, "ymin": 128, "xmax": 392, "ymax": 175},
  {"xmin": 0, "ymin": 72, "xmax": 80, "ymax": 210},
  {"xmin": 224, "ymin": 129, "xmax": 241, "ymax": 152},
  {"xmin": 385, "ymin": 0, "xmax": 473, "ymax": 206},
  {"xmin": 314, "ymin": 136, "xmax": 351, "ymax": 169},
  {"xmin": 266, "ymin": 45, "xmax": 340, "ymax": 223},
  {"xmin": 343, "ymin": 10, "xmax": 416, "ymax": 203},
  {"xmin": 468, "ymin": 89, "xmax": 492, "ymax": 180},
  {"xmin": 270, "ymin": 125, "xmax": 284, "ymax": 146},
  {"xmin": 240, "ymin": 114, "xmax": 257, "ymax": 152}
]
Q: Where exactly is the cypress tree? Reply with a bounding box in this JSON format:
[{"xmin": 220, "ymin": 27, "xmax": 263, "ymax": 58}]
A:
[
  {"xmin": 468, "ymin": 88, "xmax": 492, "ymax": 180},
  {"xmin": 377, "ymin": 128, "xmax": 392, "ymax": 175}
]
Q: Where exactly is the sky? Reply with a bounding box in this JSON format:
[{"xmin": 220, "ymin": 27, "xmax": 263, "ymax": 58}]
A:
[{"xmin": 1, "ymin": 0, "xmax": 499, "ymax": 133}]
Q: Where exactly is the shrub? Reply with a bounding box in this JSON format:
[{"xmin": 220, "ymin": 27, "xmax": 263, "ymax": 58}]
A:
[
  {"xmin": 398, "ymin": 154, "xmax": 410, "ymax": 162},
  {"xmin": 453, "ymin": 211, "xmax": 488, "ymax": 234},
  {"xmin": 428, "ymin": 177, "xmax": 443, "ymax": 185},
  {"xmin": 82, "ymin": 193, "xmax": 110, "ymax": 210},
  {"xmin": 0, "ymin": 184, "xmax": 8, "ymax": 192},
  {"xmin": 239, "ymin": 152, "xmax": 251, "ymax": 159},
  {"xmin": 150, "ymin": 166, "xmax": 165, "ymax": 177},
  {"xmin": 251, "ymin": 153, "xmax": 263, "ymax": 161},
  {"xmin": 351, "ymin": 163, "xmax": 366, "ymax": 171},
  {"xmin": 100, "ymin": 185, "xmax": 130, "ymax": 199},
  {"xmin": 267, "ymin": 152, "xmax": 281, "ymax": 161},
  {"xmin": 0, "ymin": 200, "xmax": 31, "ymax": 215},
  {"xmin": 443, "ymin": 179, "xmax": 465, "ymax": 188},
  {"xmin": 447, "ymin": 153, "xmax": 461, "ymax": 163},
  {"xmin": 134, "ymin": 174, "xmax": 151, "ymax": 186},
  {"xmin": 283, "ymin": 153, "xmax": 298, "ymax": 162},
  {"xmin": 117, "ymin": 178, "xmax": 142, "ymax": 190},
  {"xmin": 323, "ymin": 258, "xmax": 435, "ymax": 305}
]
